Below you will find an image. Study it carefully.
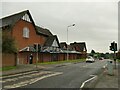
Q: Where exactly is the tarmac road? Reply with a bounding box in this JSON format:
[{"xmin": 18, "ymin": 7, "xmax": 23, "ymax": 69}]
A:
[{"xmin": 19, "ymin": 59, "xmax": 108, "ymax": 88}]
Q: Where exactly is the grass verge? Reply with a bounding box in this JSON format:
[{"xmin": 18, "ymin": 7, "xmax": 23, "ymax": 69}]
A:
[
  {"xmin": 0, "ymin": 66, "xmax": 16, "ymax": 71},
  {"xmin": 118, "ymin": 59, "xmax": 120, "ymax": 63},
  {"xmin": 37, "ymin": 59, "xmax": 85, "ymax": 65}
]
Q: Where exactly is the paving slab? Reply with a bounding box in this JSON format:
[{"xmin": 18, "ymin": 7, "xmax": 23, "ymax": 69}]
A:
[{"xmin": 95, "ymin": 69, "xmax": 118, "ymax": 88}]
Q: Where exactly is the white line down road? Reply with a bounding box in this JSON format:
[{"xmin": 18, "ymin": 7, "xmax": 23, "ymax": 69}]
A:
[{"xmin": 80, "ymin": 75, "xmax": 97, "ymax": 88}]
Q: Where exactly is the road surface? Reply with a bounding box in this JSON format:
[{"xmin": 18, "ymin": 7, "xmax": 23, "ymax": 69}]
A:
[{"xmin": 2, "ymin": 59, "xmax": 108, "ymax": 89}]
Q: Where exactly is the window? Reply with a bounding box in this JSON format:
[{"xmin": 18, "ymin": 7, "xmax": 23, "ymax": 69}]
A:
[
  {"xmin": 23, "ymin": 27, "xmax": 29, "ymax": 38},
  {"xmin": 22, "ymin": 14, "xmax": 31, "ymax": 23}
]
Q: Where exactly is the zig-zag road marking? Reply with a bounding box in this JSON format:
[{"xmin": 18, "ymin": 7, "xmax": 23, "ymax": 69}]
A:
[
  {"xmin": 0, "ymin": 71, "xmax": 38, "ymax": 79},
  {"xmin": 1, "ymin": 71, "xmax": 52, "ymax": 83},
  {"xmin": 3, "ymin": 72, "xmax": 63, "ymax": 89}
]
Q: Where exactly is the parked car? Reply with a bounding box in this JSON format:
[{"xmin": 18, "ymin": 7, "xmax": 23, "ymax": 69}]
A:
[
  {"xmin": 86, "ymin": 56, "xmax": 95, "ymax": 63},
  {"xmin": 99, "ymin": 57, "xmax": 104, "ymax": 60}
]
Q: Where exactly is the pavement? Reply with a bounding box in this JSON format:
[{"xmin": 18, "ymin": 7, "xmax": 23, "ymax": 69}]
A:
[
  {"xmin": 94, "ymin": 68, "xmax": 119, "ymax": 89},
  {"xmin": 84, "ymin": 63, "xmax": 119, "ymax": 89},
  {"xmin": 1, "ymin": 62, "xmax": 120, "ymax": 89},
  {"xmin": 1, "ymin": 64, "xmax": 44, "ymax": 76}
]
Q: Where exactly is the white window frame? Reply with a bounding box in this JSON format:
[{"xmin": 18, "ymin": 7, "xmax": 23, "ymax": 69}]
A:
[{"xmin": 23, "ymin": 27, "xmax": 30, "ymax": 38}]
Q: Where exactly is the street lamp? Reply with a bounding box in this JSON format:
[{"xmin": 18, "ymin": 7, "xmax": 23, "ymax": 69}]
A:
[{"xmin": 67, "ymin": 24, "xmax": 75, "ymax": 61}]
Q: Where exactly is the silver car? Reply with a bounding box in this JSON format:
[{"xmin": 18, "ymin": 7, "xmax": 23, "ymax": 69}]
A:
[{"xmin": 86, "ymin": 56, "xmax": 95, "ymax": 63}]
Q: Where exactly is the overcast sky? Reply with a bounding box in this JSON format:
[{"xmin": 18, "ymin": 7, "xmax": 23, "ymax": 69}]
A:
[{"xmin": 1, "ymin": 0, "xmax": 119, "ymax": 53}]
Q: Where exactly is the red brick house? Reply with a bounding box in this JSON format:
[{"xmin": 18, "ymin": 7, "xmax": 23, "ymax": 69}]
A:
[
  {"xmin": 70, "ymin": 42, "xmax": 87, "ymax": 58},
  {"xmin": 1, "ymin": 10, "xmax": 53, "ymax": 51},
  {"xmin": 1, "ymin": 10, "xmax": 61, "ymax": 65},
  {"xmin": 60, "ymin": 42, "xmax": 67, "ymax": 50},
  {"xmin": 60, "ymin": 42, "xmax": 87, "ymax": 59},
  {"xmin": 1, "ymin": 10, "xmax": 87, "ymax": 66}
]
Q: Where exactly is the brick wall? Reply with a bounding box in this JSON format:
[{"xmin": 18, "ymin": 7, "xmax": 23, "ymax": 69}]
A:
[
  {"xmin": 58, "ymin": 53, "xmax": 66, "ymax": 61},
  {"xmin": 1, "ymin": 52, "xmax": 85, "ymax": 67},
  {"xmin": 18, "ymin": 52, "xmax": 36, "ymax": 64},
  {"xmin": 0, "ymin": 53, "xmax": 2, "ymax": 67},
  {"xmin": 2, "ymin": 53, "xmax": 17, "ymax": 67},
  {"xmin": 18, "ymin": 52, "xmax": 83, "ymax": 65},
  {"xmin": 12, "ymin": 19, "xmax": 47, "ymax": 50}
]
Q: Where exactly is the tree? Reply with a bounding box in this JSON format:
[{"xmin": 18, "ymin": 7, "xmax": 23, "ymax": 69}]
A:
[
  {"xmin": 104, "ymin": 52, "xmax": 110, "ymax": 59},
  {"xmin": 2, "ymin": 35, "xmax": 17, "ymax": 53},
  {"xmin": 91, "ymin": 50, "xmax": 95, "ymax": 54},
  {"xmin": 90, "ymin": 49, "xmax": 96, "ymax": 56},
  {"xmin": 100, "ymin": 53, "xmax": 105, "ymax": 58},
  {"xmin": 117, "ymin": 49, "xmax": 120, "ymax": 59}
]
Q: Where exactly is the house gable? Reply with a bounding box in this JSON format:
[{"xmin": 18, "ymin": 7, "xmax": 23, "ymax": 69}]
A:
[
  {"xmin": 1, "ymin": 10, "xmax": 36, "ymax": 28},
  {"xmin": 52, "ymin": 39, "xmax": 59, "ymax": 47},
  {"xmin": 42, "ymin": 35, "xmax": 61, "ymax": 52},
  {"xmin": 1, "ymin": 10, "xmax": 54, "ymax": 50},
  {"xmin": 44, "ymin": 35, "xmax": 60, "ymax": 48},
  {"xmin": 60, "ymin": 42, "xmax": 67, "ymax": 50},
  {"xmin": 70, "ymin": 42, "xmax": 87, "ymax": 52},
  {"xmin": 21, "ymin": 13, "xmax": 32, "ymax": 23}
]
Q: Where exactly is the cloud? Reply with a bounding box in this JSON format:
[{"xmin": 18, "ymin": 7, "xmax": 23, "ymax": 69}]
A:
[{"xmin": 1, "ymin": 2, "xmax": 118, "ymax": 53}]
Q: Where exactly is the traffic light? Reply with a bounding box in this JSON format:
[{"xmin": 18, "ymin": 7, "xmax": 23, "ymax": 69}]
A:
[
  {"xmin": 110, "ymin": 46, "xmax": 113, "ymax": 51},
  {"xmin": 110, "ymin": 42, "xmax": 117, "ymax": 51},
  {"xmin": 114, "ymin": 43, "xmax": 117, "ymax": 51},
  {"xmin": 33, "ymin": 44, "xmax": 41, "ymax": 52},
  {"xmin": 110, "ymin": 43, "xmax": 114, "ymax": 51},
  {"xmin": 33, "ymin": 44, "xmax": 37, "ymax": 52},
  {"xmin": 38, "ymin": 44, "xmax": 41, "ymax": 52}
]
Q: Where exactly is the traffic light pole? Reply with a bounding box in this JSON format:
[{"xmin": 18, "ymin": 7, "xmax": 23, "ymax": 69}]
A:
[
  {"xmin": 36, "ymin": 43, "xmax": 38, "ymax": 68},
  {"xmin": 113, "ymin": 41, "xmax": 116, "ymax": 69},
  {"xmin": 109, "ymin": 41, "xmax": 117, "ymax": 69}
]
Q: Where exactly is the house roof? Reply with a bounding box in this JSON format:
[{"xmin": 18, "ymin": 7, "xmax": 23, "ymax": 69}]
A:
[
  {"xmin": 19, "ymin": 46, "xmax": 35, "ymax": 52},
  {"xmin": 0, "ymin": 10, "xmax": 53, "ymax": 37},
  {"xmin": 70, "ymin": 42, "xmax": 87, "ymax": 52},
  {"xmin": 60, "ymin": 42, "xmax": 67, "ymax": 49},
  {"xmin": 35, "ymin": 26, "xmax": 53, "ymax": 36},
  {"xmin": 44, "ymin": 35, "xmax": 60, "ymax": 47},
  {"xmin": 0, "ymin": 10, "xmax": 36, "ymax": 28}
]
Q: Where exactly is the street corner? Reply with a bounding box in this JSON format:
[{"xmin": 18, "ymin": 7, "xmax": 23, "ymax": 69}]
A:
[{"xmin": 94, "ymin": 68, "xmax": 119, "ymax": 88}]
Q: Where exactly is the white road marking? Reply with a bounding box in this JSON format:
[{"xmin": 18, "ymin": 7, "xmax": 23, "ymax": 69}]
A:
[
  {"xmin": 0, "ymin": 71, "xmax": 38, "ymax": 79},
  {"xmin": 1, "ymin": 71, "xmax": 52, "ymax": 83},
  {"xmin": 80, "ymin": 75, "xmax": 97, "ymax": 88},
  {"xmin": 3, "ymin": 72, "xmax": 63, "ymax": 89},
  {"xmin": 29, "ymin": 72, "xmax": 63, "ymax": 84}
]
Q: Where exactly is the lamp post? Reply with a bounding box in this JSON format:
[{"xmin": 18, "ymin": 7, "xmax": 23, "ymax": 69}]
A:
[{"xmin": 67, "ymin": 24, "xmax": 75, "ymax": 61}]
